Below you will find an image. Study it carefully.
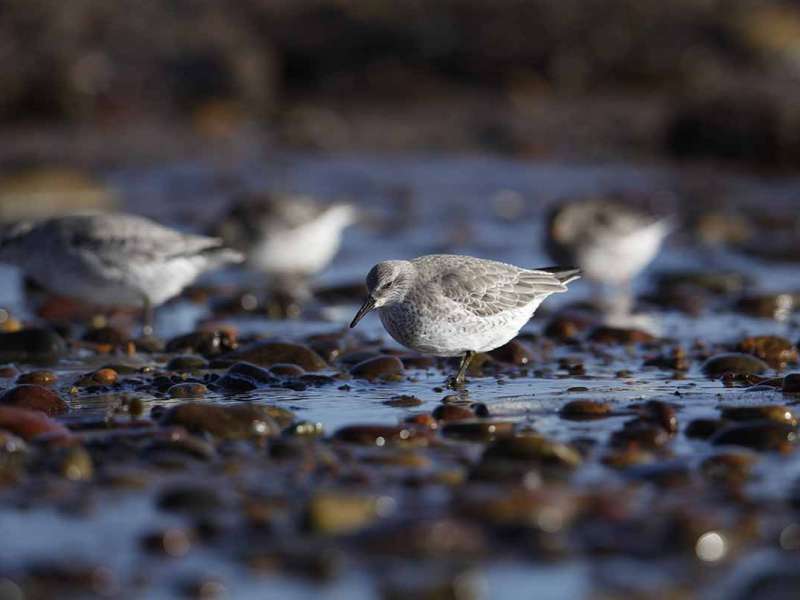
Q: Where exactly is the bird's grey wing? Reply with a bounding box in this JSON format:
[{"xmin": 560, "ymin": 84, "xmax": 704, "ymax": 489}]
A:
[
  {"xmin": 437, "ymin": 261, "xmax": 569, "ymax": 317},
  {"xmin": 65, "ymin": 215, "xmax": 226, "ymax": 262}
]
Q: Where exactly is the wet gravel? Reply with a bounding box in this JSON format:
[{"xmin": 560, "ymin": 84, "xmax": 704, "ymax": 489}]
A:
[{"xmin": 0, "ymin": 155, "xmax": 800, "ymax": 599}]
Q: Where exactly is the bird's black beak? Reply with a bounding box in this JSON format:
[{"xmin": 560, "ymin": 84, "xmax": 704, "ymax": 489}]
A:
[{"xmin": 350, "ymin": 295, "xmax": 376, "ymax": 328}]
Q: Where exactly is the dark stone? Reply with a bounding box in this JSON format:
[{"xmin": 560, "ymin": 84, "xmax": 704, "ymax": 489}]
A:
[
  {"xmin": 560, "ymin": 400, "xmax": 612, "ymax": 418},
  {"xmin": 350, "ymin": 356, "xmax": 405, "ymax": 378},
  {"xmin": 483, "ymin": 435, "xmax": 582, "ymax": 468},
  {"xmin": 488, "ymin": 339, "xmax": 534, "ymax": 365},
  {"xmin": 588, "ymin": 327, "xmax": 656, "ymax": 344},
  {"xmin": 736, "ymin": 336, "xmax": 798, "ymax": 368},
  {"xmin": 166, "ymin": 355, "xmax": 210, "ymax": 371},
  {"xmin": 226, "ymin": 341, "xmax": 328, "ymax": 372},
  {"xmin": 167, "ymin": 383, "xmax": 208, "ymax": 398},
  {"xmin": 702, "ymin": 353, "xmax": 770, "ymax": 377},
  {"xmin": 685, "ymin": 419, "xmax": 729, "ymax": 439},
  {"xmin": 710, "ymin": 420, "xmax": 797, "ymax": 451},
  {"xmin": 432, "ymin": 404, "xmax": 475, "ymax": 421},
  {"xmin": 0, "ymin": 328, "xmax": 66, "ymax": 363},
  {"xmin": 332, "ymin": 424, "xmax": 433, "ymax": 446},
  {"xmin": 160, "ymin": 402, "xmax": 281, "ymax": 440},
  {"xmin": 17, "ymin": 371, "xmax": 58, "ymax": 386},
  {"xmin": 0, "ymin": 384, "xmax": 68, "ymax": 415},
  {"xmin": 166, "ymin": 330, "xmax": 235, "ymax": 357},
  {"xmin": 0, "ymin": 405, "xmax": 72, "ymax": 441}
]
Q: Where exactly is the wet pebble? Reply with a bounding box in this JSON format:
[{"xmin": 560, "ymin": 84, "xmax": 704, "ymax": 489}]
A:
[
  {"xmin": 82, "ymin": 325, "xmax": 130, "ymax": 346},
  {"xmin": 165, "ymin": 355, "xmax": 209, "ymax": 371},
  {"xmin": 588, "ymin": 327, "xmax": 656, "ymax": 344},
  {"xmin": 702, "ymin": 353, "xmax": 770, "ymax": 377},
  {"xmin": 441, "ymin": 420, "xmax": 515, "ymax": 441},
  {"xmin": 735, "ymin": 293, "xmax": 794, "ymax": 319},
  {"xmin": 0, "ymin": 385, "xmax": 68, "ymax": 415},
  {"xmin": 719, "ymin": 405, "xmax": 798, "ymax": 425},
  {"xmin": 782, "ymin": 373, "xmax": 800, "ymax": 394},
  {"xmin": 350, "ymin": 356, "xmax": 404, "ymax": 379},
  {"xmin": 332, "ymin": 424, "xmax": 433, "ymax": 446},
  {"xmin": 0, "ymin": 328, "xmax": 66, "ymax": 362},
  {"xmin": 543, "ymin": 310, "xmax": 597, "ymax": 342},
  {"xmin": 700, "ymin": 452, "xmax": 758, "ymax": 484},
  {"xmin": 17, "ymin": 371, "xmax": 57, "ymax": 386},
  {"xmin": 167, "ymin": 383, "xmax": 208, "ymax": 399},
  {"xmin": 640, "ymin": 400, "xmax": 679, "ymax": 433},
  {"xmin": 482, "ymin": 435, "xmax": 582, "ymax": 469},
  {"xmin": 560, "ymin": 399, "xmax": 612, "ymax": 419},
  {"xmin": 269, "ymin": 363, "xmax": 305, "ymax": 377},
  {"xmin": 306, "ymin": 492, "xmax": 388, "ymax": 534},
  {"xmin": 399, "ymin": 354, "xmax": 437, "ymax": 369},
  {"xmin": 710, "ymin": 420, "xmax": 797, "ymax": 451},
  {"xmin": 58, "ymin": 447, "xmax": 94, "ymax": 481},
  {"xmin": 611, "ymin": 419, "xmax": 672, "ymax": 449},
  {"xmin": 432, "ymin": 404, "xmax": 475, "ymax": 421},
  {"xmin": 157, "ymin": 485, "xmax": 225, "ymax": 513},
  {"xmin": 160, "ymin": 402, "xmax": 281, "ymax": 440},
  {"xmin": 488, "ymin": 339, "xmax": 534, "ymax": 365},
  {"xmin": 0, "ymin": 406, "xmax": 72, "ymax": 442},
  {"xmin": 166, "ymin": 330, "xmax": 235, "ymax": 357},
  {"xmin": 382, "ymin": 395, "xmax": 424, "ymax": 407},
  {"xmin": 737, "ymin": 335, "xmax": 798, "ymax": 368},
  {"xmin": 227, "ymin": 341, "xmax": 328, "ymax": 371}
]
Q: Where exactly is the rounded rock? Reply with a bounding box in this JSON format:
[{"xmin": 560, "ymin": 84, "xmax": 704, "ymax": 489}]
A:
[
  {"xmin": 17, "ymin": 371, "xmax": 58, "ymax": 386},
  {"xmin": 560, "ymin": 400, "xmax": 612, "ymax": 419},
  {"xmin": 167, "ymin": 383, "xmax": 208, "ymax": 398},
  {"xmin": 226, "ymin": 341, "xmax": 327, "ymax": 372},
  {"xmin": 0, "ymin": 385, "xmax": 68, "ymax": 415},
  {"xmin": 166, "ymin": 355, "xmax": 209, "ymax": 371},
  {"xmin": 350, "ymin": 356, "xmax": 405, "ymax": 379},
  {"xmin": 702, "ymin": 353, "xmax": 770, "ymax": 377},
  {"xmin": 160, "ymin": 402, "xmax": 280, "ymax": 440},
  {"xmin": 483, "ymin": 435, "xmax": 582, "ymax": 468}
]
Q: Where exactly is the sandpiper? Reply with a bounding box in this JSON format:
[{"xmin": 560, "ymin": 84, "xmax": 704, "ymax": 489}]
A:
[
  {"xmin": 0, "ymin": 213, "xmax": 244, "ymax": 334},
  {"xmin": 545, "ymin": 198, "xmax": 673, "ymax": 312},
  {"xmin": 350, "ymin": 254, "xmax": 581, "ymax": 384},
  {"xmin": 215, "ymin": 193, "xmax": 357, "ymax": 286}
]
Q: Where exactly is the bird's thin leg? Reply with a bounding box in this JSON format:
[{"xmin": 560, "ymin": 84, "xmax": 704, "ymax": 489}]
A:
[
  {"xmin": 455, "ymin": 350, "xmax": 475, "ymax": 384},
  {"xmin": 142, "ymin": 295, "xmax": 155, "ymax": 337}
]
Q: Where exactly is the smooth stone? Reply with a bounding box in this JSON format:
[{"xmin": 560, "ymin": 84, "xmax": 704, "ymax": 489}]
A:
[
  {"xmin": 350, "ymin": 356, "xmax": 405, "ymax": 378},
  {"xmin": 544, "ymin": 310, "xmax": 597, "ymax": 342},
  {"xmin": 91, "ymin": 368, "xmax": 118, "ymax": 385},
  {"xmin": 700, "ymin": 452, "xmax": 758, "ymax": 484},
  {"xmin": 166, "ymin": 355, "xmax": 210, "ymax": 371},
  {"xmin": 157, "ymin": 485, "xmax": 224, "ymax": 513},
  {"xmin": 588, "ymin": 327, "xmax": 656, "ymax": 344},
  {"xmin": 269, "ymin": 363, "xmax": 305, "ymax": 377},
  {"xmin": 440, "ymin": 420, "xmax": 515, "ymax": 441},
  {"xmin": 611, "ymin": 420, "xmax": 672, "ymax": 449},
  {"xmin": 0, "ymin": 328, "xmax": 66, "ymax": 362},
  {"xmin": 482, "ymin": 435, "xmax": 582, "ymax": 468},
  {"xmin": 382, "ymin": 395, "xmax": 424, "ymax": 407},
  {"xmin": 82, "ymin": 325, "xmax": 130, "ymax": 346},
  {"xmin": 160, "ymin": 402, "xmax": 280, "ymax": 440},
  {"xmin": 710, "ymin": 420, "xmax": 797, "ymax": 451},
  {"xmin": 488, "ymin": 339, "xmax": 535, "ymax": 365},
  {"xmin": 59, "ymin": 447, "xmax": 94, "ymax": 481},
  {"xmin": 560, "ymin": 400, "xmax": 612, "ymax": 418},
  {"xmin": 702, "ymin": 353, "xmax": 770, "ymax": 377},
  {"xmin": 719, "ymin": 405, "xmax": 798, "ymax": 426},
  {"xmin": 225, "ymin": 362, "xmax": 279, "ymax": 383},
  {"xmin": 166, "ymin": 330, "xmax": 236, "ymax": 357},
  {"xmin": 432, "ymin": 404, "xmax": 475, "ymax": 421},
  {"xmin": 215, "ymin": 373, "xmax": 258, "ymax": 392},
  {"xmin": 685, "ymin": 419, "xmax": 729, "ymax": 439},
  {"xmin": 167, "ymin": 383, "xmax": 209, "ymax": 398},
  {"xmin": 400, "ymin": 355, "xmax": 438, "ymax": 369},
  {"xmin": 227, "ymin": 341, "xmax": 328, "ymax": 372},
  {"xmin": 641, "ymin": 400, "xmax": 679, "ymax": 433},
  {"xmin": 17, "ymin": 371, "xmax": 58, "ymax": 386},
  {"xmin": 0, "ymin": 385, "xmax": 68, "ymax": 415},
  {"xmin": 737, "ymin": 335, "xmax": 799, "ymax": 368},
  {"xmin": 783, "ymin": 373, "xmax": 800, "ymax": 394},
  {"xmin": 306, "ymin": 492, "xmax": 383, "ymax": 534},
  {"xmin": 332, "ymin": 424, "xmax": 433, "ymax": 446},
  {"xmin": 0, "ymin": 406, "xmax": 72, "ymax": 441}
]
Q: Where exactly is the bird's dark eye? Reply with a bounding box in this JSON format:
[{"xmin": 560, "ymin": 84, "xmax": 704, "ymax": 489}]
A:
[{"xmin": 385, "ymin": 281, "xmax": 394, "ymax": 289}]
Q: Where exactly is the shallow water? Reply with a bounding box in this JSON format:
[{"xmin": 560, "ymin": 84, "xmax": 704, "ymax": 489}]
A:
[{"xmin": 2, "ymin": 154, "xmax": 800, "ymax": 599}]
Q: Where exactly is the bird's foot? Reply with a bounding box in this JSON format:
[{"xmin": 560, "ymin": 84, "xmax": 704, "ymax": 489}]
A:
[{"xmin": 445, "ymin": 376, "xmax": 467, "ymax": 390}]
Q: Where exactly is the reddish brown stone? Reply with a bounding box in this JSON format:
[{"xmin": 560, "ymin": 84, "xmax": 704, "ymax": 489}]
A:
[
  {"xmin": 0, "ymin": 384, "xmax": 68, "ymax": 414},
  {"xmin": 0, "ymin": 406, "xmax": 71, "ymax": 441}
]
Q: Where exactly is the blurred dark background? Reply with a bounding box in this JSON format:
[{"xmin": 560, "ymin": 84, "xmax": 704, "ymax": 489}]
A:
[{"xmin": 1, "ymin": 0, "xmax": 800, "ymax": 166}]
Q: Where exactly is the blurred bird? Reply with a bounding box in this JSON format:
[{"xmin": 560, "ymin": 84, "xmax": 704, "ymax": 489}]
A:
[
  {"xmin": 0, "ymin": 213, "xmax": 244, "ymax": 335},
  {"xmin": 545, "ymin": 198, "xmax": 673, "ymax": 313},
  {"xmin": 214, "ymin": 193, "xmax": 357, "ymax": 290}
]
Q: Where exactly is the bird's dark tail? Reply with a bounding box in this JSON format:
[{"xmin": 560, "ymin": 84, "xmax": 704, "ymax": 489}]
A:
[{"xmin": 539, "ymin": 266, "xmax": 582, "ymax": 285}]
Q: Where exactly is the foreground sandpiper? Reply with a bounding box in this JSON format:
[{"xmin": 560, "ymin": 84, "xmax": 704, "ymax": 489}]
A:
[
  {"xmin": 0, "ymin": 213, "xmax": 244, "ymax": 334},
  {"xmin": 350, "ymin": 254, "xmax": 581, "ymax": 384},
  {"xmin": 545, "ymin": 197, "xmax": 673, "ymax": 312}
]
